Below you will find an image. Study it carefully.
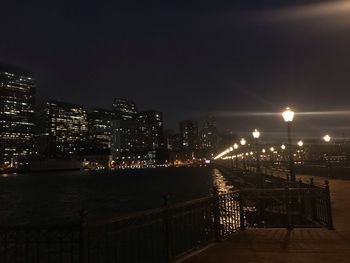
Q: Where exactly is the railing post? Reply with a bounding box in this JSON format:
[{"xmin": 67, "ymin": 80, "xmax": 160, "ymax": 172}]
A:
[
  {"xmin": 79, "ymin": 209, "xmax": 86, "ymax": 263},
  {"xmin": 163, "ymin": 195, "xmax": 172, "ymax": 262},
  {"xmin": 238, "ymin": 191, "xmax": 245, "ymax": 230},
  {"xmin": 212, "ymin": 187, "xmax": 221, "ymax": 241},
  {"xmin": 324, "ymin": 180, "xmax": 334, "ymax": 230},
  {"xmin": 285, "ymin": 184, "xmax": 293, "ymax": 230},
  {"xmin": 309, "ymin": 178, "xmax": 317, "ymax": 222}
]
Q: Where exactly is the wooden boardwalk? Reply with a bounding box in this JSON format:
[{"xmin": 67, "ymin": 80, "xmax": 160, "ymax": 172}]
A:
[{"xmin": 180, "ymin": 176, "xmax": 350, "ymax": 263}]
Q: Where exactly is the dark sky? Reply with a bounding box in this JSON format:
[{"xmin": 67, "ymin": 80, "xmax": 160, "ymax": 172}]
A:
[{"xmin": 2, "ymin": 0, "xmax": 350, "ymax": 140}]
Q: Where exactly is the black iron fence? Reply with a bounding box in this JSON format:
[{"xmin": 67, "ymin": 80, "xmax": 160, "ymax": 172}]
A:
[{"xmin": 0, "ymin": 185, "xmax": 333, "ymax": 263}]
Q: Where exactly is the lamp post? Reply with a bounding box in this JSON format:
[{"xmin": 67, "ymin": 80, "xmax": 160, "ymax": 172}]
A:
[
  {"xmin": 240, "ymin": 138, "xmax": 246, "ymax": 170},
  {"xmin": 234, "ymin": 143, "xmax": 239, "ymax": 168},
  {"xmin": 297, "ymin": 140, "xmax": 304, "ymax": 164},
  {"xmin": 281, "ymin": 144, "xmax": 286, "ymax": 164},
  {"xmin": 282, "ymin": 107, "xmax": 295, "ymax": 181},
  {"xmin": 270, "ymin": 147, "xmax": 275, "ymax": 163},
  {"xmin": 252, "ymin": 129, "xmax": 261, "ymax": 172},
  {"xmin": 323, "ymin": 135, "xmax": 331, "ymax": 178}
]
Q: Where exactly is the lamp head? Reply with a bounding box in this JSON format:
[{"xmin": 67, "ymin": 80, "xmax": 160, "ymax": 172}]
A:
[
  {"xmin": 323, "ymin": 135, "xmax": 331, "ymax": 142},
  {"xmin": 282, "ymin": 107, "xmax": 295, "ymax": 122},
  {"xmin": 252, "ymin": 129, "xmax": 260, "ymax": 139}
]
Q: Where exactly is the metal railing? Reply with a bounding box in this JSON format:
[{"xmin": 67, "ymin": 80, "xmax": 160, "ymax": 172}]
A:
[
  {"xmin": 0, "ymin": 224, "xmax": 81, "ymax": 263},
  {"xmin": 0, "ymin": 184, "xmax": 333, "ymax": 262}
]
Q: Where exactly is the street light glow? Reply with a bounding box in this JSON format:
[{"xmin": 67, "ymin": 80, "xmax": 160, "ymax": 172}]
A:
[
  {"xmin": 240, "ymin": 138, "xmax": 246, "ymax": 146},
  {"xmin": 270, "ymin": 147, "xmax": 274, "ymax": 152},
  {"xmin": 233, "ymin": 143, "xmax": 238, "ymax": 149},
  {"xmin": 281, "ymin": 144, "xmax": 286, "ymax": 150},
  {"xmin": 298, "ymin": 140, "xmax": 303, "ymax": 147},
  {"xmin": 252, "ymin": 129, "xmax": 260, "ymax": 139},
  {"xmin": 323, "ymin": 134, "xmax": 331, "ymax": 142},
  {"xmin": 282, "ymin": 107, "xmax": 295, "ymax": 122}
]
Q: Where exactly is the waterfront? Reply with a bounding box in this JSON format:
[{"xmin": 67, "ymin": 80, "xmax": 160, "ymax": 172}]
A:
[{"xmin": 0, "ymin": 167, "xmax": 232, "ymax": 225}]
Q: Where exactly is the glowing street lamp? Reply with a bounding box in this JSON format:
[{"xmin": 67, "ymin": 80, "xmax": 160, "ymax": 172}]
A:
[
  {"xmin": 323, "ymin": 134, "xmax": 331, "ymax": 142},
  {"xmin": 323, "ymin": 135, "xmax": 332, "ymax": 177},
  {"xmin": 252, "ymin": 129, "xmax": 261, "ymax": 172},
  {"xmin": 282, "ymin": 107, "xmax": 295, "ymax": 182},
  {"xmin": 270, "ymin": 147, "xmax": 275, "ymax": 163},
  {"xmin": 281, "ymin": 144, "xmax": 286, "ymax": 150},
  {"xmin": 298, "ymin": 140, "xmax": 304, "ymax": 164},
  {"xmin": 240, "ymin": 138, "xmax": 247, "ymax": 170},
  {"xmin": 233, "ymin": 143, "xmax": 239, "ymax": 168}
]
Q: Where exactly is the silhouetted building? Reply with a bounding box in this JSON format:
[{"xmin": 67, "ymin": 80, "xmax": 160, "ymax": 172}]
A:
[
  {"xmin": 88, "ymin": 108, "xmax": 115, "ymax": 154},
  {"xmin": 164, "ymin": 130, "xmax": 181, "ymax": 151},
  {"xmin": 137, "ymin": 110, "xmax": 163, "ymax": 150},
  {"xmin": 111, "ymin": 119, "xmax": 139, "ymax": 158},
  {"xmin": 200, "ymin": 116, "xmax": 218, "ymax": 149},
  {"xmin": 44, "ymin": 100, "xmax": 88, "ymax": 157},
  {"xmin": 0, "ymin": 65, "xmax": 36, "ymax": 165},
  {"xmin": 180, "ymin": 120, "xmax": 199, "ymax": 150}
]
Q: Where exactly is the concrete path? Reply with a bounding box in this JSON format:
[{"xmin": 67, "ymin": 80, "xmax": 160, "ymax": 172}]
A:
[{"xmin": 181, "ymin": 176, "xmax": 350, "ymax": 263}]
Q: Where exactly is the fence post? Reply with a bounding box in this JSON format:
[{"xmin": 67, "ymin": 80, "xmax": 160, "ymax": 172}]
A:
[
  {"xmin": 285, "ymin": 184, "xmax": 293, "ymax": 230},
  {"xmin": 212, "ymin": 187, "xmax": 221, "ymax": 241},
  {"xmin": 79, "ymin": 209, "xmax": 86, "ymax": 263},
  {"xmin": 324, "ymin": 180, "xmax": 334, "ymax": 230},
  {"xmin": 238, "ymin": 191, "xmax": 245, "ymax": 230},
  {"xmin": 163, "ymin": 195, "xmax": 172, "ymax": 262}
]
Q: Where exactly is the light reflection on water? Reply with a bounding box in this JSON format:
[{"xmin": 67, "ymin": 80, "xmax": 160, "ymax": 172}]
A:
[{"xmin": 212, "ymin": 168, "xmax": 234, "ymax": 193}]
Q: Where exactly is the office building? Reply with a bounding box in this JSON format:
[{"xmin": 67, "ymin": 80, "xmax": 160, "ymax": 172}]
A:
[
  {"xmin": 44, "ymin": 100, "xmax": 88, "ymax": 156},
  {"xmin": 0, "ymin": 64, "xmax": 36, "ymax": 165},
  {"xmin": 180, "ymin": 120, "xmax": 199, "ymax": 151},
  {"xmin": 137, "ymin": 110, "xmax": 163, "ymax": 151},
  {"xmin": 88, "ymin": 108, "xmax": 115, "ymax": 154}
]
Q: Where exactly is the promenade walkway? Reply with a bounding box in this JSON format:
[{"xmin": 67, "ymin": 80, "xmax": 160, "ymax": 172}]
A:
[{"xmin": 181, "ymin": 176, "xmax": 350, "ymax": 263}]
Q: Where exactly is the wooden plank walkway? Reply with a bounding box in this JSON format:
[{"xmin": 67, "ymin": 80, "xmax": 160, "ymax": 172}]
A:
[{"xmin": 180, "ymin": 176, "xmax": 350, "ymax": 263}]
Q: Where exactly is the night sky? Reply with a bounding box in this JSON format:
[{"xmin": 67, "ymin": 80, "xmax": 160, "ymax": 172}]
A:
[{"xmin": 2, "ymin": 0, "xmax": 350, "ymax": 140}]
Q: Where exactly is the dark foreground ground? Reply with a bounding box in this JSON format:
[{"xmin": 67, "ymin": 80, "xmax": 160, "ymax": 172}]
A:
[{"xmin": 180, "ymin": 175, "xmax": 350, "ymax": 263}]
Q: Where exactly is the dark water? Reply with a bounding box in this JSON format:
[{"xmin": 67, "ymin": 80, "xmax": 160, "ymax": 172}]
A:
[{"xmin": 0, "ymin": 167, "xmax": 231, "ymax": 225}]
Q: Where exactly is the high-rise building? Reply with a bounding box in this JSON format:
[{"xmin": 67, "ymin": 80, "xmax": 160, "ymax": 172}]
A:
[
  {"xmin": 0, "ymin": 64, "xmax": 36, "ymax": 165},
  {"xmin": 88, "ymin": 108, "xmax": 115, "ymax": 154},
  {"xmin": 111, "ymin": 98, "xmax": 139, "ymax": 160},
  {"xmin": 44, "ymin": 100, "xmax": 88, "ymax": 157},
  {"xmin": 200, "ymin": 116, "xmax": 218, "ymax": 149},
  {"xmin": 111, "ymin": 119, "xmax": 139, "ymax": 157},
  {"xmin": 137, "ymin": 110, "xmax": 163, "ymax": 151},
  {"xmin": 180, "ymin": 120, "xmax": 199, "ymax": 151},
  {"xmin": 112, "ymin": 98, "xmax": 137, "ymax": 120}
]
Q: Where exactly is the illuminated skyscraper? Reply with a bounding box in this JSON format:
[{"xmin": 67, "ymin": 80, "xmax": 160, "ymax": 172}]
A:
[
  {"xmin": 180, "ymin": 120, "xmax": 199, "ymax": 151},
  {"xmin": 111, "ymin": 98, "xmax": 139, "ymax": 159},
  {"xmin": 200, "ymin": 116, "xmax": 218, "ymax": 149},
  {"xmin": 137, "ymin": 110, "xmax": 163, "ymax": 150},
  {"xmin": 0, "ymin": 65, "xmax": 36, "ymax": 165},
  {"xmin": 44, "ymin": 100, "xmax": 88, "ymax": 156},
  {"xmin": 88, "ymin": 108, "xmax": 115, "ymax": 154},
  {"xmin": 112, "ymin": 98, "xmax": 137, "ymax": 120}
]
